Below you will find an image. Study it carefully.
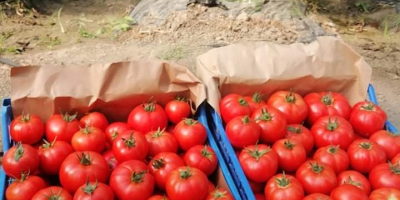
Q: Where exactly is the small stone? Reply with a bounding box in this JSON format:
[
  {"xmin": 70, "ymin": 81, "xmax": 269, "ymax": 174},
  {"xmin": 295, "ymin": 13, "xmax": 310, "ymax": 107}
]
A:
[{"xmin": 236, "ymin": 12, "xmax": 249, "ymax": 21}]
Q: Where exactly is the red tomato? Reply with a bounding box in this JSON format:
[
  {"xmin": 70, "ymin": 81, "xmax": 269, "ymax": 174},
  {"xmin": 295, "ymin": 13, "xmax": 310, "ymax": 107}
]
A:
[
  {"xmin": 174, "ymin": 118, "xmax": 207, "ymax": 151},
  {"xmin": 267, "ymin": 91, "xmax": 308, "ymax": 124},
  {"xmin": 145, "ymin": 129, "xmax": 178, "ymax": 157},
  {"xmin": 239, "ymin": 143, "xmax": 278, "ymax": 183},
  {"xmin": 272, "ymin": 139, "xmax": 306, "ymax": 173},
  {"xmin": 225, "ymin": 115, "xmax": 260, "ymax": 148},
  {"xmin": 337, "ymin": 170, "xmax": 371, "ymax": 195},
  {"xmin": 304, "ymin": 92, "xmax": 352, "ymax": 125},
  {"xmin": 311, "ymin": 116, "xmax": 355, "ymax": 150},
  {"xmin": 73, "ymin": 181, "xmax": 114, "ymax": 200},
  {"xmin": 349, "ymin": 101, "xmax": 387, "ymax": 137},
  {"xmin": 313, "ymin": 145, "xmax": 349, "ymax": 175},
  {"xmin": 71, "ymin": 127, "xmax": 106, "ymax": 153},
  {"xmin": 45, "ymin": 112, "xmax": 80, "ymax": 143},
  {"xmin": 10, "ymin": 113, "xmax": 44, "ymax": 145},
  {"xmin": 184, "ymin": 145, "xmax": 218, "ymax": 176},
  {"xmin": 286, "ymin": 124, "xmax": 314, "ymax": 154},
  {"xmin": 254, "ymin": 193, "xmax": 265, "ymax": 200},
  {"xmin": 6, "ymin": 174, "xmax": 46, "ymax": 200},
  {"xmin": 102, "ymin": 150, "xmax": 119, "ymax": 171},
  {"xmin": 165, "ymin": 98, "xmax": 191, "ymax": 124},
  {"xmin": 148, "ymin": 195, "xmax": 171, "ymax": 200},
  {"xmin": 220, "ymin": 94, "xmax": 252, "ymax": 123},
  {"xmin": 249, "ymin": 180, "xmax": 264, "ymax": 193},
  {"xmin": 32, "ymin": 186, "xmax": 72, "ymax": 200},
  {"xmin": 251, "ymin": 106, "xmax": 287, "ymax": 144},
  {"xmin": 370, "ymin": 130, "xmax": 400, "ymax": 160},
  {"xmin": 393, "ymin": 153, "xmax": 400, "ymax": 164},
  {"xmin": 112, "ymin": 130, "xmax": 149, "ymax": 162},
  {"xmin": 80, "ymin": 111, "xmax": 109, "ymax": 131},
  {"xmin": 264, "ymin": 173, "xmax": 304, "ymax": 200},
  {"xmin": 2, "ymin": 143, "xmax": 39, "ymax": 179},
  {"xmin": 369, "ymin": 188, "xmax": 400, "ymax": 200},
  {"xmin": 38, "ymin": 139, "xmax": 74, "ymax": 175},
  {"xmin": 110, "ymin": 160, "xmax": 154, "ymax": 200},
  {"xmin": 149, "ymin": 152, "xmax": 185, "ymax": 190},
  {"xmin": 206, "ymin": 188, "xmax": 234, "ymax": 200},
  {"xmin": 244, "ymin": 92, "xmax": 266, "ymax": 112},
  {"xmin": 127, "ymin": 101, "xmax": 168, "ymax": 134},
  {"xmin": 166, "ymin": 166, "xmax": 209, "ymax": 200},
  {"xmin": 303, "ymin": 193, "xmax": 333, "ymax": 200},
  {"xmin": 369, "ymin": 162, "xmax": 400, "ymax": 190},
  {"xmin": 295, "ymin": 160, "xmax": 337, "ymax": 195},
  {"xmin": 330, "ymin": 184, "xmax": 369, "ymax": 200},
  {"xmin": 208, "ymin": 181, "xmax": 216, "ymax": 193},
  {"xmin": 59, "ymin": 151, "xmax": 110, "ymax": 194},
  {"xmin": 105, "ymin": 122, "xmax": 131, "ymax": 145},
  {"xmin": 347, "ymin": 139, "xmax": 386, "ymax": 173}
]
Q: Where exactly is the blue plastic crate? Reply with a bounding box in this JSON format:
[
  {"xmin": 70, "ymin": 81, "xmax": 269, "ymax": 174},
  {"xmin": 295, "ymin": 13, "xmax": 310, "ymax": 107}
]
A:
[{"xmin": 208, "ymin": 83, "xmax": 399, "ymax": 200}]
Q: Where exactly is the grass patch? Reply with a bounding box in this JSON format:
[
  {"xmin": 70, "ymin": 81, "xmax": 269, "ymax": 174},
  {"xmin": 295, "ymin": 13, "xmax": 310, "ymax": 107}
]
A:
[
  {"xmin": 160, "ymin": 46, "xmax": 187, "ymax": 60},
  {"xmin": 40, "ymin": 37, "xmax": 61, "ymax": 49}
]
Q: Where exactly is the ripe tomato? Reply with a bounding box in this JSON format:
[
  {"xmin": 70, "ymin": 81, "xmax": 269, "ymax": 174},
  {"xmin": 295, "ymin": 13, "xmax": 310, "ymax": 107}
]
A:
[
  {"xmin": 148, "ymin": 195, "xmax": 171, "ymax": 200},
  {"xmin": 370, "ymin": 130, "xmax": 400, "ymax": 160},
  {"xmin": 369, "ymin": 162, "xmax": 400, "ymax": 190},
  {"xmin": 59, "ymin": 151, "xmax": 110, "ymax": 194},
  {"xmin": 208, "ymin": 181, "xmax": 216, "ymax": 192},
  {"xmin": 304, "ymin": 92, "xmax": 352, "ymax": 125},
  {"xmin": 295, "ymin": 160, "xmax": 337, "ymax": 195},
  {"xmin": 254, "ymin": 193, "xmax": 265, "ymax": 200},
  {"xmin": 128, "ymin": 101, "xmax": 168, "ymax": 134},
  {"xmin": 2, "ymin": 143, "xmax": 39, "ymax": 179},
  {"xmin": 174, "ymin": 118, "xmax": 207, "ymax": 151},
  {"xmin": 149, "ymin": 152, "xmax": 185, "ymax": 190},
  {"xmin": 166, "ymin": 166, "xmax": 209, "ymax": 200},
  {"xmin": 303, "ymin": 193, "xmax": 333, "ymax": 200},
  {"xmin": 286, "ymin": 124, "xmax": 314, "ymax": 154},
  {"xmin": 6, "ymin": 174, "xmax": 46, "ymax": 200},
  {"xmin": 46, "ymin": 112, "xmax": 80, "ymax": 143},
  {"xmin": 71, "ymin": 127, "xmax": 106, "ymax": 153},
  {"xmin": 369, "ymin": 188, "xmax": 400, "ymax": 200},
  {"xmin": 80, "ymin": 112, "xmax": 109, "ymax": 131},
  {"xmin": 112, "ymin": 130, "xmax": 149, "ymax": 162},
  {"xmin": 206, "ymin": 188, "xmax": 234, "ymax": 200},
  {"xmin": 311, "ymin": 116, "xmax": 355, "ymax": 150},
  {"xmin": 267, "ymin": 91, "xmax": 308, "ymax": 124},
  {"xmin": 264, "ymin": 173, "xmax": 304, "ymax": 200},
  {"xmin": 105, "ymin": 122, "xmax": 131, "ymax": 145},
  {"xmin": 244, "ymin": 92, "xmax": 266, "ymax": 112},
  {"xmin": 220, "ymin": 94, "xmax": 252, "ymax": 124},
  {"xmin": 32, "ymin": 187, "xmax": 72, "ymax": 200},
  {"xmin": 184, "ymin": 145, "xmax": 218, "ymax": 176},
  {"xmin": 330, "ymin": 184, "xmax": 369, "ymax": 200},
  {"xmin": 313, "ymin": 145, "xmax": 349, "ymax": 175},
  {"xmin": 165, "ymin": 98, "xmax": 191, "ymax": 124},
  {"xmin": 393, "ymin": 153, "xmax": 400, "ymax": 164},
  {"xmin": 110, "ymin": 160, "xmax": 154, "ymax": 200},
  {"xmin": 349, "ymin": 101, "xmax": 387, "ymax": 137},
  {"xmin": 239, "ymin": 143, "xmax": 278, "ymax": 183},
  {"xmin": 251, "ymin": 106, "xmax": 287, "ymax": 144},
  {"xmin": 225, "ymin": 115, "xmax": 260, "ymax": 148},
  {"xmin": 10, "ymin": 113, "xmax": 44, "ymax": 145},
  {"xmin": 272, "ymin": 139, "xmax": 306, "ymax": 172},
  {"xmin": 337, "ymin": 170, "xmax": 371, "ymax": 195},
  {"xmin": 73, "ymin": 181, "xmax": 114, "ymax": 200},
  {"xmin": 145, "ymin": 129, "xmax": 178, "ymax": 157},
  {"xmin": 102, "ymin": 150, "xmax": 119, "ymax": 171},
  {"xmin": 347, "ymin": 139, "xmax": 386, "ymax": 173},
  {"xmin": 38, "ymin": 139, "xmax": 74, "ymax": 175}
]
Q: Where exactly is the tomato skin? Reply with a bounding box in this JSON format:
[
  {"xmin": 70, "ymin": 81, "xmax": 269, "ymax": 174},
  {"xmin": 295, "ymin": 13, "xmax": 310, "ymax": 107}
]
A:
[
  {"xmin": 38, "ymin": 140, "xmax": 74, "ymax": 175},
  {"xmin": 145, "ymin": 129, "xmax": 178, "ymax": 157},
  {"xmin": 264, "ymin": 173, "xmax": 304, "ymax": 200},
  {"xmin": 220, "ymin": 94, "xmax": 252, "ymax": 124},
  {"xmin": 148, "ymin": 195, "xmax": 171, "ymax": 200},
  {"xmin": 347, "ymin": 139, "xmax": 387, "ymax": 173},
  {"xmin": 102, "ymin": 150, "xmax": 119, "ymax": 171},
  {"xmin": 313, "ymin": 145, "xmax": 349, "ymax": 175},
  {"xmin": 304, "ymin": 92, "xmax": 352, "ymax": 125},
  {"xmin": 71, "ymin": 127, "xmax": 107, "ymax": 153},
  {"xmin": 239, "ymin": 143, "xmax": 278, "ymax": 183},
  {"xmin": 369, "ymin": 162, "xmax": 400, "ymax": 190},
  {"xmin": 45, "ymin": 113, "xmax": 80, "ymax": 143},
  {"xmin": 337, "ymin": 170, "xmax": 371, "ymax": 195},
  {"xmin": 166, "ymin": 166, "xmax": 209, "ymax": 200},
  {"xmin": 244, "ymin": 92, "xmax": 266, "ymax": 112},
  {"xmin": 184, "ymin": 145, "xmax": 218, "ymax": 176},
  {"xmin": 128, "ymin": 102, "xmax": 168, "ymax": 134},
  {"xmin": 2, "ymin": 143, "xmax": 39, "ymax": 179},
  {"xmin": 80, "ymin": 112, "xmax": 109, "ymax": 131},
  {"xmin": 295, "ymin": 160, "xmax": 337, "ymax": 195},
  {"xmin": 225, "ymin": 115, "xmax": 260, "ymax": 148},
  {"xmin": 251, "ymin": 105, "xmax": 287, "ymax": 144},
  {"xmin": 369, "ymin": 188, "xmax": 400, "ymax": 200},
  {"xmin": 392, "ymin": 153, "xmax": 400, "ymax": 164},
  {"xmin": 370, "ymin": 130, "xmax": 400, "ymax": 160},
  {"xmin": 206, "ymin": 188, "xmax": 234, "ymax": 200},
  {"xmin": 272, "ymin": 139, "xmax": 306, "ymax": 173},
  {"xmin": 6, "ymin": 175, "xmax": 47, "ymax": 200},
  {"xmin": 149, "ymin": 152, "xmax": 185, "ymax": 190},
  {"xmin": 208, "ymin": 181, "xmax": 216, "ymax": 193},
  {"xmin": 174, "ymin": 119, "xmax": 207, "ymax": 151},
  {"xmin": 59, "ymin": 151, "xmax": 110, "ymax": 194},
  {"xmin": 267, "ymin": 91, "xmax": 308, "ymax": 124},
  {"xmin": 73, "ymin": 181, "xmax": 115, "ymax": 200},
  {"xmin": 32, "ymin": 186, "xmax": 72, "ymax": 200},
  {"xmin": 112, "ymin": 130, "xmax": 149, "ymax": 162},
  {"xmin": 165, "ymin": 99, "xmax": 191, "ymax": 124},
  {"xmin": 254, "ymin": 193, "xmax": 265, "ymax": 200},
  {"xmin": 330, "ymin": 184, "xmax": 369, "ymax": 200},
  {"xmin": 349, "ymin": 101, "xmax": 387, "ymax": 137},
  {"xmin": 285, "ymin": 124, "xmax": 314, "ymax": 154},
  {"xmin": 10, "ymin": 113, "xmax": 44, "ymax": 145},
  {"xmin": 105, "ymin": 122, "xmax": 131, "ymax": 145},
  {"xmin": 303, "ymin": 193, "xmax": 333, "ymax": 200}
]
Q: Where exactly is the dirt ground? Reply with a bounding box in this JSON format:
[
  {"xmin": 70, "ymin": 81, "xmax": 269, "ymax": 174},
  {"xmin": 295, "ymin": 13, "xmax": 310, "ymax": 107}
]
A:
[{"xmin": 1, "ymin": 0, "xmax": 399, "ymax": 132}]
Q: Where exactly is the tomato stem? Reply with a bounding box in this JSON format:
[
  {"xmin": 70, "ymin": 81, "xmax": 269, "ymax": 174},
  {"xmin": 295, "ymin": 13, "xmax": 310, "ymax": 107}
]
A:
[
  {"xmin": 41, "ymin": 138, "xmax": 56, "ymax": 150},
  {"xmin": 241, "ymin": 115, "xmax": 250, "ymax": 124},
  {"xmin": 143, "ymin": 101, "xmax": 156, "ymax": 112},
  {"xmin": 284, "ymin": 140, "xmax": 295, "ymax": 150},
  {"xmin": 287, "ymin": 126, "xmax": 302, "ymax": 134},
  {"xmin": 247, "ymin": 141, "xmax": 270, "ymax": 162},
  {"xmin": 21, "ymin": 112, "xmax": 31, "ymax": 122},
  {"xmin": 14, "ymin": 142, "xmax": 24, "ymax": 162},
  {"xmin": 360, "ymin": 102, "xmax": 375, "ymax": 111},
  {"xmin": 82, "ymin": 178, "xmax": 98, "ymax": 195},
  {"xmin": 19, "ymin": 171, "xmax": 29, "ymax": 182},
  {"xmin": 359, "ymin": 142, "xmax": 372, "ymax": 150},
  {"xmin": 77, "ymin": 153, "xmax": 92, "ymax": 166},
  {"xmin": 389, "ymin": 162, "xmax": 400, "ymax": 175},
  {"xmin": 152, "ymin": 159, "xmax": 165, "ymax": 169},
  {"xmin": 258, "ymin": 108, "xmax": 272, "ymax": 121},
  {"xmin": 48, "ymin": 188, "xmax": 63, "ymax": 200},
  {"xmin": 321, "ymin": 92, "xmax": 333, "ymax": 106},
  {"xmin": 131, "ymin": 171, "xmax": 147, "ymax": 183},
  {"xmin": 81, "ymin": 126, "xmax": 92, "ymax": 135},
  {"xmin": 327, "ymin": 145, "xmax": 339, "ymax": 154},
  {"xmin": 238, "ymin": 98, "xmax": 248, "ymax": 106},
  {"xmin": 213, "ymin": 189, "xmax": 228, "ymax": 198},
  {"xmin": 285, "ymin": 90, "xmax": 296, "ymax": 103},
  {"xmin": 276, "ymin": 171, "xmax": 290, "ymax": 188},
  {"xmin": 344, "ymin": 176, "xmax": 361, "ymax": 187},
  {"xmin": 151, "ymin": 128, "xmax": 165, "ymax": 138},
  {"xmin": 309, "ymin": 162, "xmax": 324, "ymax": 174},
  {"xmin": 122, "ymin": 133, "xmax": 136, "ymax": 148},
  {"xmin": 179, "ymin": 167, "xmax": 193, "ymax": 180},
  {"xmin": 326, "ymin": 117, "xmax": 339, "ymax": 131},
  {"xmin": 201, "ymin": 146, "xmax": 213, "ymax": 161},
  {"xmin": 59, "ymin": 109, "xmax": 78, "ymax": 122},
  {"xmin": 252, "ymin": 92, "xmax": 264, "ymax": 103},
  {"xmin": 111, "ymin": 132, "xmax": 118, "ymax": 140},
  {"xmin": 175, "ymin": 96, "xmax": 187, "ymax": 101},
  {"xmin": 184, "ymin": 118, "xmax": 197, "ymax": 126}
]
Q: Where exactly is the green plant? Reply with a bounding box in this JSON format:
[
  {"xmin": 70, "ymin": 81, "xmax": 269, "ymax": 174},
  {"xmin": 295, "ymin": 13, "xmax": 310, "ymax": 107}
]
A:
[
  {"xmin": 79, "ymin": 28, "xmax": 97, "ymax": 38},
  {"xmin": 355, "ymin": 1, "xmax": 372, "ymax": 12},
  {"xmin": 40, "ymin": 37, "xmax": 61, "ymax": 49},
  {"xmin": 160, "ymin": 47, "xmax": 187, "ymax": 60},
  {"xmin": 98, "ymin": 16, "xmax": 136, "ymax": 39},
  {"xmin": 292, "ymin": 0, "xmax": 305, "ymax": 17}
]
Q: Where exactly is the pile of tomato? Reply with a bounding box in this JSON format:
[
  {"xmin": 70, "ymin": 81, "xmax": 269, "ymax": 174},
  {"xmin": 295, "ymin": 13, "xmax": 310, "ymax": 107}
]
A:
[
  {"xmin": 3, "ymin": 98, "xmax": 233, "ymax": 200},
  {"xmin": 220, "ymin": 91, "xmax": 400, "ymax": 200}
]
